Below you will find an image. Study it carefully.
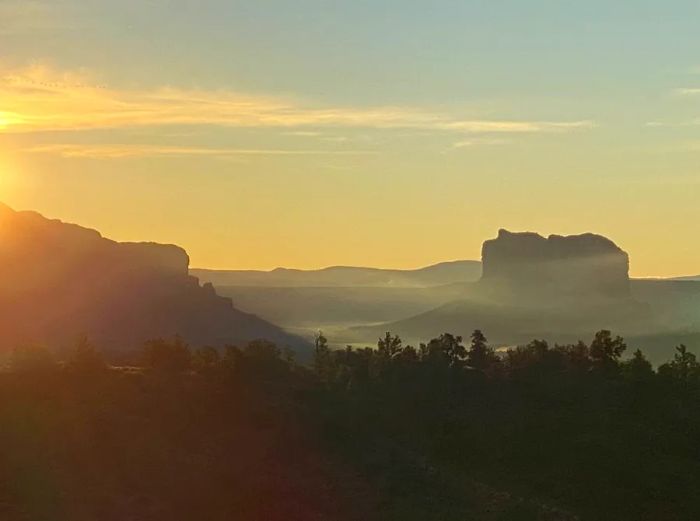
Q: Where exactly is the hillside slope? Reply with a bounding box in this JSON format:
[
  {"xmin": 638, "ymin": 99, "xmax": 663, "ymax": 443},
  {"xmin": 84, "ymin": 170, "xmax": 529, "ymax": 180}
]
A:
[
  {"xmin": 217, "ymin": 283, "xmax": 473, "ymax": 329},
  {"xmin": 192, "ymin": 260, "xmax": 481, "ymax": 288}
]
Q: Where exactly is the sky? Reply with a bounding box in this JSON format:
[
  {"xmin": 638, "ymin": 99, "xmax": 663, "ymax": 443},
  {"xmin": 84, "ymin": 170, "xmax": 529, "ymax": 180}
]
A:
[{"xmin": 0, "ymin": 0, "xmax": 699, "ymax": 276}]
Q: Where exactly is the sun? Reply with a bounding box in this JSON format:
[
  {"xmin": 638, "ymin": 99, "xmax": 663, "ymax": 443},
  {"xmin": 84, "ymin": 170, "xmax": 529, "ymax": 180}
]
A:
[{"xmin": 0, "ymin": 111, "xmax": 22, "ymax": 130}]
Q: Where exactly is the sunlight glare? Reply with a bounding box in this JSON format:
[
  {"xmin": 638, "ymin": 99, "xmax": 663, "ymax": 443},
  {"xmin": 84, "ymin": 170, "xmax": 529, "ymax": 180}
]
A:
[
  {"xmin": 0, "ymin": 156, "xmax": 17, "ymax": 201},
  {"xmin": 0, "ymin": 111, "xmax": 22, "ymax": 130}
]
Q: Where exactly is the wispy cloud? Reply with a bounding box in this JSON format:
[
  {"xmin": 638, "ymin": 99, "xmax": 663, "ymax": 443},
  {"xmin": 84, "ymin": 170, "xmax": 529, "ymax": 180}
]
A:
[
  {"xmin": 644, "ymin": 119, "xmax": 700, "ymax": 128},
  {"xmin": 24, "ymin": 143, "xmax": 376, "ymax": 159},
  {"xmin": 0, "ymin": 65, "xmax": 594, "ymax": 136},
  {"xmin": 285, "ymin": 131, "xmax": 323, "ymax": 137},
  {"xmin": 440, "ymin": 120, "xmax": 594, "ymax": 133},
  {"xmin": 673, "ymin": 87, "xmax": 700, "ymax": 96},
  {"xmin": 452, "ymin": 138, "xmax": 510, "ymax": 149}
]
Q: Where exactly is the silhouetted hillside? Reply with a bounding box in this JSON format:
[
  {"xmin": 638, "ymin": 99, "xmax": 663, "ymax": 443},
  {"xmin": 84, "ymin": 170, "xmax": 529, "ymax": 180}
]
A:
[
  {"xmin": 0, "ymin": 202, "xmax": 307, "ymax": 354},
  {"xmin": 192, "ymin": 260, "xmax": 481, "ymax": 288}
]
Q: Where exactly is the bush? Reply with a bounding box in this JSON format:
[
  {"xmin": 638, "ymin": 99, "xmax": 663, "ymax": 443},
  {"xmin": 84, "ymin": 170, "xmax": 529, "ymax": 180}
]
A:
[{"xmin": 141, "ymin": 336, "xmax": 191, "ymax": 373}]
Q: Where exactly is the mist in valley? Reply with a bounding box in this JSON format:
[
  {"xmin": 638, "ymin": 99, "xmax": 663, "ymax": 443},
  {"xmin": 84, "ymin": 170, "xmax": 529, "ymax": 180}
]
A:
[{"xmin": 199, "ymin": 230, "xmax": 700, "ymax": 366}]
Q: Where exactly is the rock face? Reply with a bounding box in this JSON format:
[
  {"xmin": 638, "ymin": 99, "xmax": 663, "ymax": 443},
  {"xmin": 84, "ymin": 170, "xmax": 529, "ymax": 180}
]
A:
[
  {"xmin": 480, "ymin": 229, "xmax": 630, "ymax": 300},
  {"xmin": 0, "ymin": 202, "xmax": 307, "ymax": 354},
  {"xmin": 367, "ymin": 230, "xmax": 650, "ymax": 348}
]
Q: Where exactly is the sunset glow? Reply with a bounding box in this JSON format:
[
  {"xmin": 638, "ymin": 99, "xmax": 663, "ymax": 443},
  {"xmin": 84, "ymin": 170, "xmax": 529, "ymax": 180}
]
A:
[
  {"xmin": 0, "ymin": 111, "xmax": 23, "ymax": 130},
  {"xmin": 1, "ymin": 1, "xmax": 698, "ymax": 277},
  {"xmin": 1, "ymin": 4, "xmax": 700, "ymax": 519}
]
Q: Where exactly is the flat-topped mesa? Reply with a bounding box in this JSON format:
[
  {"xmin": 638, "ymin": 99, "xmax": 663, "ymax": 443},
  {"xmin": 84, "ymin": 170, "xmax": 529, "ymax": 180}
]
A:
[
  {"xmin": 0, "ymin": 202, "xmax": 306, "ymax": 352},
  {"xmin": 117, "ymin": 242, "xmax": 190, "ymax": 278},
  {"xmin": 0, "ymin": 205, "xmax": 191, "ymax": 292},
  {"xmin": 480, "ymin": 229, "xmax": 630, "ymax": 300}
]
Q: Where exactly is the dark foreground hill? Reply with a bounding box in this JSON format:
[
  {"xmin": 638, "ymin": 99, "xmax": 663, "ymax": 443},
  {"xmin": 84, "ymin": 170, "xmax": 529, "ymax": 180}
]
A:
[
  {"xmin": 192, "ymin": 260, "xmax": 482, "ymax": 288},
  {"xmin": 0, "ymin": 202, "xmax": 307, "ymax": 354}
]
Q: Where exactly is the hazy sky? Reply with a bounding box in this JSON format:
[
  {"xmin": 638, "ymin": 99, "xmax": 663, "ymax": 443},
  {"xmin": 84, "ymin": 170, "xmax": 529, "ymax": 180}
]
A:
[{"xmin": 1, "ymin": 0, "xmax": 699, "ymax": 276}]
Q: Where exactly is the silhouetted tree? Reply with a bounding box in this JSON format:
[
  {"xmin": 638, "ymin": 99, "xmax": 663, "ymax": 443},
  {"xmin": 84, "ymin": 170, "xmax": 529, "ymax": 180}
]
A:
[
  {"xmin": 5, "ymin": 326, "xmax": 700, "ymax": 521},
  {"xmin": 396, "ymin": 344, "xmax": 419, "ymax": 364},
  {"xmin": 505, "ymin": 339, "xmax": 569, "ymax": 383},
  {"xmin": 192, "ymin": 346, "xmax": 221, "ymax": 373},
  {"xmin": 558, "ymin": 340, "xmax": 591, "ymax": 372},
  {"xmin": 313, "ymin": 331, "xmax": 333, "ymax": 382},
  {"xmin": 421, "ymin": 333, "xmax": 466, "ymax": 368},
  {"xmin": 467, "ymin": 329, "xmax": 498, "ymax": 372},
  {"xmin": 622, "ymin": 349, "xmax": 654, "ymax": 383},
  {"xmin": 142, "ymin": 336, "xmax": 191, "ymax": 373},
  {"xmin": 222, "ymin": 344, "xmax": 243, "ymax": 373},
  {"xmin": 65, "ymin": 336, "xmax": 106, "ymax": 374},
  {"xmin": 658, "ymin": 344, "xmax": 700, "ymax": 386},
  {"xmin": 237, "ymin": 340, "xmax": 291, "ymax": 382},
  {"xmin": 589, "ymin": 330, "xmax": 626, "ymax": 370},
  {"xmin": 371, "ymin": 332, "xmax": 405, "ymax": 378},
  {"xmin": 378, "ymin": 332, "xmax": 403, "ymax": 360},
  {"xmin": 245, "ymin": 339, "xmax": 280, "ymax": 361},
  {"xmin": 505, "ymin": 339, "xmax": 549, "ymax": 369}
]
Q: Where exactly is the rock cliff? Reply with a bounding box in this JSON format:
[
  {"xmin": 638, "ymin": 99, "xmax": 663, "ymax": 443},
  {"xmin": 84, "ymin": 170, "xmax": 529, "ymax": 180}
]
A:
[
  {"xmin": 480, "ymin": 229, "xmax": 630, "ymax": 300},
  {"xmin": 0, "ymin": 202, "xmax": 307, "ymax": 354}
]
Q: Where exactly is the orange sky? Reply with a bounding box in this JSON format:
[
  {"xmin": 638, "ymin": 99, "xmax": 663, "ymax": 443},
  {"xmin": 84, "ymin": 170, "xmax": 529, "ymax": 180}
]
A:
[{"xmin": 1, "ymin": 2, "xmax": 699, "ymax": 277}]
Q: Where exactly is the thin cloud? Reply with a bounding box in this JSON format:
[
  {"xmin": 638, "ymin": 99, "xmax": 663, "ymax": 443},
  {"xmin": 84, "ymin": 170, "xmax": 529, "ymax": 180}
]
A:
[
  {"xmin": 673, "ymin": 88, "xmax": 700, "ymax": 96},
  {"xmin": 24, "ymin": 143, "xmax": 376, "ymax": 159},
  {"xmin": 452, "ymin": 138, "xmax": 510, "ymax": 149},
  {"xmin": 440, "ymin": 120, "xmax": 595, "ymax": 133},
  {"xmin": 1, "ymin": 65, "xmax": 594, "ymax": 136},
  {"xmin": 644, "ymin": 119, "xmax": 700, "ymax": 128},
  {"xmin": 285, "ymin": 131, "xmax": 323, "ymax": 137}
]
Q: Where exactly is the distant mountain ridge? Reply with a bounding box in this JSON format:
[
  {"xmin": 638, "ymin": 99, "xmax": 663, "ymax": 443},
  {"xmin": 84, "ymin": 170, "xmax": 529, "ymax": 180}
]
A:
[
  {"xmin": 670, "ymin": 275, "xmax": 700, "ymax": 282},
  {"xmin": 192, "ymin": 260, "xmax": 482, "ymax": 288},
  {"xmin": 0, "ymin": 202, "xmax": 307, "ymax": 354}
]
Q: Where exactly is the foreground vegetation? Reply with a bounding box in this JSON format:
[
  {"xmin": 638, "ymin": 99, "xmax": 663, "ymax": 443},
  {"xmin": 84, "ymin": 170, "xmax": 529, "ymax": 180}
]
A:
[{"xmin": 1, "ymin": 331, "xmax": 699, "ymax": 520}]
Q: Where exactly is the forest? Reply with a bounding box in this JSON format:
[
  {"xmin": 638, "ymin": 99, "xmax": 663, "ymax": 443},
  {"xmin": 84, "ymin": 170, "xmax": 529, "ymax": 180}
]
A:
[{"xmin": 1, "ymin": 331, "xmax": 699, "ymax": 521}]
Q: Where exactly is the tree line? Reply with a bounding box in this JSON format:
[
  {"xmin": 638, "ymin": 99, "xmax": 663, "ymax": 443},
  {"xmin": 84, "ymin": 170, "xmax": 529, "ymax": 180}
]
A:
[
  {"xmin": 3, "ymin": 330, "xmax": 700, "ymax": 520},
  {"xmin": 7, "ymin": 328, "xmax": 699, "ymax": 395}
]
